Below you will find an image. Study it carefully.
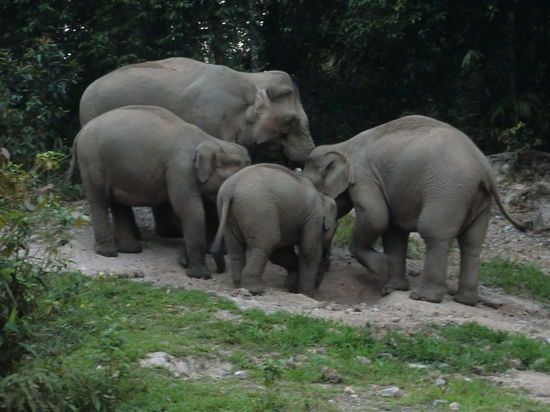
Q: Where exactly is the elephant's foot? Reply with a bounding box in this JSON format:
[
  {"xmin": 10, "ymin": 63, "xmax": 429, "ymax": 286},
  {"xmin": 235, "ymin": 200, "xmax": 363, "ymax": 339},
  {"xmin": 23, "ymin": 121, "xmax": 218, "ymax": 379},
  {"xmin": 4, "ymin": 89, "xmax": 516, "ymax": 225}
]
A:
[
  {"xmin": 95, "ymin": 243, "xmax": 118, "ymax": 257},
  {"xmin": 380, "ymin": 276, "xmax": 409, "ymax": 296},
  {"xmin": 243, "ymin": 279, "xmax": 265, "ymax": 295},
  {"xmin": 185, "ymin": 264, "xmax": 212, "ymax": 280},
  {"xmin": 179, "ymin": 249, "xmax": 189, "ymax": 268},
  {"xmin": 453, "ymin": 292, "xmax": 478, "ymax": 306},
  {"xmin": 116, "ymin": 239, "xmax": 142, "ymax": 253},
  {"xmin": 409, "ymin": 279, "xmax": 445, "ymax": 303}
]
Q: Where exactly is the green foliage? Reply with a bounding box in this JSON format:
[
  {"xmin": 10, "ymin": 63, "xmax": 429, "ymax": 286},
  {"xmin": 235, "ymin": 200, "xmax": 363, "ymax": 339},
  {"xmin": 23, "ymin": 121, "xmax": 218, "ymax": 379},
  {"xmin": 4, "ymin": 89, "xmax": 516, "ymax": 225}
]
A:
[
  {"xmin": 480, "ymin": 258, "xmax": 550, "ymax": 302},
  {"xmin": 0, "ymin": 38, "xmax": 81, "ymax": 164},
  {"xmin": 0, "ymin": 152, "xmax": 78, "ymax": 375},
  {"xmin": 333, "ymin": 213, "xmax": 355, "ymax": 249}
]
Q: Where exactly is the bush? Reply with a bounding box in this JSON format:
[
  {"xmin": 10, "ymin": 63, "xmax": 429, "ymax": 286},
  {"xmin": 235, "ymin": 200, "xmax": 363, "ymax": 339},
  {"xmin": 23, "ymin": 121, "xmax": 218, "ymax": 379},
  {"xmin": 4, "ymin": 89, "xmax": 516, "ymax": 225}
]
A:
[
  {"xmin": 0, "ymin": 151, "xmax": 79, "ymax": 375},
  {"xmin": 0, "ymin": 37, "xmax": 81, "ymax": 165}
]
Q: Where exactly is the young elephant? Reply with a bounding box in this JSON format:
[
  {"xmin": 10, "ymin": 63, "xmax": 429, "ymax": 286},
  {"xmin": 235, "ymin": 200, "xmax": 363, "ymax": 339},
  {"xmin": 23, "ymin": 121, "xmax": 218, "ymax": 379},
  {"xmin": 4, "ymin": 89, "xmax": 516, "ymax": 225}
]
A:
[
  {"xmin": 211, "ymin": 164, "xmax": 337, "ymax": 297},
  {"xmin": 75, "ymin": 105, "xmax": 250, "ymax": 279},
  {"xmin": 303, "ymin": 115, "xmax": 525, "ymax": 306}
]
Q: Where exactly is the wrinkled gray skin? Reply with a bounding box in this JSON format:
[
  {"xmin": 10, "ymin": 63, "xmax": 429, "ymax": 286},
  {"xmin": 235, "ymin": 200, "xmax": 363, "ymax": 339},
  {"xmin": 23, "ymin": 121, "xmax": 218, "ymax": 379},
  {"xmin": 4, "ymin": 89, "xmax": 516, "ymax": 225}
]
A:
[
  {"xmin": 75, "ymin": 105, "xmax": 251, "ymax": 279},
  {"xmin": 212, "ymin": 164, "xmax": 337, "ymax": 297},
  {"xmin": 79, "ymin": 57, "xmax": 314, "ymax": 166},
  {"xmin": 303, "ymin": 115, "xmax": 525, "ymax": 306}
]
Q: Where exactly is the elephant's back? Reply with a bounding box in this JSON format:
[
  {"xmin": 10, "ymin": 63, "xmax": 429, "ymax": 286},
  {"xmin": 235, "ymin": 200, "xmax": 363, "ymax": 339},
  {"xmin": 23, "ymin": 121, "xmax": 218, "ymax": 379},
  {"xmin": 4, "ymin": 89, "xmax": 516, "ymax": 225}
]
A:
[{"xmin": 79, "ymin": 58, "xmax": 215, "ymax": 125}]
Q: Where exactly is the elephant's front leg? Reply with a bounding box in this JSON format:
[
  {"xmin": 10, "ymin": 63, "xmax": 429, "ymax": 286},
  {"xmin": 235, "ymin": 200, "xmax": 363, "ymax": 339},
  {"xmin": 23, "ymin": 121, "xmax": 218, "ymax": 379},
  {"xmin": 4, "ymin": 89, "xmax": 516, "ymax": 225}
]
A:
[
  {"xmin": 111, "ymin": 203, "xmax": 142, "ymax": 253},
  {"xmin": 380, "ymin": 227, "xmax": 410, "ymax": 295},
  {"xmin": 173, "ymin": 194, "xmax": 210, "ymax": 279},
  {"xmin": 270, "ymin": 247, "xmax": 299, "ymax": 293},
  {"xmin": 349, "ymin": 190, "xmax": 390, "ymax": 281},
  {"xmin": 298, "ymin": 223, "xmax": 324, "ymax": 297}
]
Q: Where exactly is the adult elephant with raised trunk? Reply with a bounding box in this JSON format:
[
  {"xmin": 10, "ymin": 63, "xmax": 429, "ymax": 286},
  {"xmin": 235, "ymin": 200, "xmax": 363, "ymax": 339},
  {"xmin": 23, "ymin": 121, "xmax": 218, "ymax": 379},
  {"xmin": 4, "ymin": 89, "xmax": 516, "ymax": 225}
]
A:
[
  {"xmin": 303, "ymin": 115, "xmax": 525, "ymax": 306},
  {"xmin": 79, "ymin": 57, "xmax": 314, "ymax": 166}
]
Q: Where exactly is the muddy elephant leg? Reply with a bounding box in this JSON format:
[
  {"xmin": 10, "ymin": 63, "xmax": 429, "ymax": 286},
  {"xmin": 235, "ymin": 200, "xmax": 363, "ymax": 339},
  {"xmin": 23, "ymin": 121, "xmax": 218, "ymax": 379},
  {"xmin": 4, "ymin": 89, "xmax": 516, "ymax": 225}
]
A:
[
  {"xmin": 241, "ymin": 246, "xmax": 271, "ymax": 294},
  {"xmin": 170, "ymin": 193, "xmax": 210, "ymax": 279},
  {"xmin": 454, "ymin": 207, "xmax": 490, "ymax": 306},
  {"xmin": 271, "ymin": 247, "xmax": 299, "ymax": 293},
  {"xmin": 152, "ymin": 204, "xmax": 182, "ymax": 237},
  {"xmin": 410, "ymin": 237, "xmax": 453, "ymax": 303},
  {"xmin": 380, "ymin": 226, "xmax": 410, "ymax": 295},
  {"xmin": 111, "ymin": 203, "xmax": 142, "ymax": 253},
  {"xmin": 224, "ymin": 227, "xmax": 245, "ymax": 287},
  {"xmin": 349, "ymin": 188, "xmax": 390, "ymax": 278}
]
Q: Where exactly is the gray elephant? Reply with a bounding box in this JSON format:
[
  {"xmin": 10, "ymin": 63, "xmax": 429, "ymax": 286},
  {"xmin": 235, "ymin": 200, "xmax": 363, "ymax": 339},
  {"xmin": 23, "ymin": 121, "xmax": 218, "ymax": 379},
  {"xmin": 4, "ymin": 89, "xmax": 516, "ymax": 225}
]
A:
[
  {"xmin": 211, "ymin": 164, "xmax": 337, "ymax": 297},
  {"xmin": 79, "ymin": 57, "xmax": 314, "ymax": 166},
  {"xmin": 75, "ymin": 105, "xmax": 250, "ymax": 279},
  {"xmin": 303, "ymin": 115, "xmax": 525, "ymax": 306}
]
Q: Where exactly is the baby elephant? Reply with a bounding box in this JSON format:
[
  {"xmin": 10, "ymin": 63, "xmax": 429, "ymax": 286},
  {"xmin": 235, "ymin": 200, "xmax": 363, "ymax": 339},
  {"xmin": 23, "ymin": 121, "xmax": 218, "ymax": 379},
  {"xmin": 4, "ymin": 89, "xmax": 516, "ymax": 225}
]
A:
[
  {"xmin": 74, "ymin": 105, "xmax": 250, "ymax": 279},
  {"xmin": 211, "ymin": 164, "xmax": 338, "ymax": 297}
]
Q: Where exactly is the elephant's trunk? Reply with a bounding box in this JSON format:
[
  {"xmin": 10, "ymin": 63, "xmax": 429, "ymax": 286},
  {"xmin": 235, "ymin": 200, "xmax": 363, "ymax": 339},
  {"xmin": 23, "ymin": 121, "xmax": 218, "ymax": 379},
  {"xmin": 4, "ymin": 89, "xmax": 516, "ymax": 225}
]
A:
[{"xmin": 284, "ymin": 124, "xmax": 315, "ymax": 167}]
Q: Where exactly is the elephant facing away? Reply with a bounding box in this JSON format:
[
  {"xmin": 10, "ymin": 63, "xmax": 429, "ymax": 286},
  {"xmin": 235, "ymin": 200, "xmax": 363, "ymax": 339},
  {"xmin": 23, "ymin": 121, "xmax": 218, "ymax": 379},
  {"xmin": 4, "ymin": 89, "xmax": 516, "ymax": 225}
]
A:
[
  {"xmin": 303, "ymin": 115, "xmax": 525, "ymax": 306},
  {"xmin": 211, "ymin": 164, "xmax": 337, "ymax": 297},
  {"xmin": 79, "ymin": 57, "xmax": 314, "ymax": 166},
  {"xmin": 75, "ymin": 105, "xmax": 251, "ymax": 279}
]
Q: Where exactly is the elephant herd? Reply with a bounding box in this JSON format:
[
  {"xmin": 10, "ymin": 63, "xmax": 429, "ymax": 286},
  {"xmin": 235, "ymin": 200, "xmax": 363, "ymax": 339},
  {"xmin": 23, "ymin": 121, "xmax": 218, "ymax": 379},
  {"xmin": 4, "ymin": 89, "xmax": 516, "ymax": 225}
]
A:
[{"xmin": 71, "ymin": 57, "xmax": 524, "ymax": 306}]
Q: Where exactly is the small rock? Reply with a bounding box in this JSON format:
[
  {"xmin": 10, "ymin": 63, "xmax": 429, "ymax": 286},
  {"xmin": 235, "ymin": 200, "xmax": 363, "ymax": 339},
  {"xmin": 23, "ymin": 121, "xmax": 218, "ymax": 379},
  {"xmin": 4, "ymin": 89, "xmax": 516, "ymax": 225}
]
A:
[
  {"xmin": 295, "ymin": 354, "xmax": 307, "ymax": 362},
  {"xmin": 449, "ymin": 401, "xmax": 460, "ymax": 411},
  {"xmin": 234, "ymin": 370, "xmax": 248, "ymax": 379},
  {"xmin": 472, "ymin": 365, "xmax": 486, "ymax": 375},
  {"xmin": 506, "ymin": 358, "xmax": 522, "ymax": 369},
  {"xmin": 532, "ymin": 358, "xmax": 546, "ymax": 368},
  {"xmin": 231, "ymin": 288, "xmax": 252, "ymax": 297},
  {"xmin": 320, "ymin": 366, "xmax": 342, "ymax": 383},
  {"xmin": 316, "ymin": 301, "xmax": 329, "ymax": 309},
  {"xmin": 355, "ymin": 356, "xmax": 372, "ymax": 364},
  {"xmin": 379, "ymin": 386, "xmax": 400, "ymax": 397},
  {"xmin": 344, "ymin": 386, "xmax": 355, "ymax": 395},
  {"xmin": 408, "ymin": 363, "xmax": 429, "ymax": 369},
  {"xmin": 534, "ymin": 206, "xmax": 550, "ymax": 231},
  {"xmin": 371, "ymin": 307, "xmax": 380, "ymax": 312},
  {"xmin": 463, "ymin": 377, "xmax": 472, "ymax": 382},
  {"xmin": 433, "ymin": 399, "xmax": 449, "ymax": 407},
  {"xmin": 391, "ymin": 317, "xmax": 401, "ymax": 323},
  {"xmin": 435, "ymin": 377, "xmax": 446, "ymax": 386}
]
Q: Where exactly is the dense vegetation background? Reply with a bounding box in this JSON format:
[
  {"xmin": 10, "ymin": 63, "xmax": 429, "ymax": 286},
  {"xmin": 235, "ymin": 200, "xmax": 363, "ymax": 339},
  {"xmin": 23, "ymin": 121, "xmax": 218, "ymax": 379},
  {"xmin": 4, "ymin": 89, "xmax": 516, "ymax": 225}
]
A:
[{"xmin": 1, "ymin": 0, "xmax": 550, "ymax": 162}]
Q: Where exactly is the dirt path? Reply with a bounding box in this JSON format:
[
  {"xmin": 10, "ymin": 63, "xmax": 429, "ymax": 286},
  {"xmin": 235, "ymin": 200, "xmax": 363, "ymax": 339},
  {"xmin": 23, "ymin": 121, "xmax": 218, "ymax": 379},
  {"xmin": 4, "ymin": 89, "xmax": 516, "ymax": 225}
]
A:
[{"xmin": 60, "ymin": 152, "xmax": 550, "ymax": 404}]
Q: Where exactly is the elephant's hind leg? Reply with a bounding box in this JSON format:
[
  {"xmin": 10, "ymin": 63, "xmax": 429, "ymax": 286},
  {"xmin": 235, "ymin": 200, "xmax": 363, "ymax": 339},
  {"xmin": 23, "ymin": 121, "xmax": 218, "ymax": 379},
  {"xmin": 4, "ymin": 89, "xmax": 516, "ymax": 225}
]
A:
[
  {"xmin": 224, "ymin": 227, "xmax": 245, "ymax": 287},
  {"xmin": 380, "ymin": 227, "xmax": 410, "ymax": 295},
  {"xmin": 111, "ymin": 203, "xmax": 142, "ymax": 253},
  {"xmin": 454, "ymin": 207, "xmax": 490, "ymax": 306},
  {"xmin": 241, "ymin": 246, "xmax": 271, "ymax": 295},
  {"xmin": 410, "ymin": 237, "xmax": 453, "ymax": 303},
  {"xmin": 83, "ymin": 177, "xmax": 117, "ymax": 257}
]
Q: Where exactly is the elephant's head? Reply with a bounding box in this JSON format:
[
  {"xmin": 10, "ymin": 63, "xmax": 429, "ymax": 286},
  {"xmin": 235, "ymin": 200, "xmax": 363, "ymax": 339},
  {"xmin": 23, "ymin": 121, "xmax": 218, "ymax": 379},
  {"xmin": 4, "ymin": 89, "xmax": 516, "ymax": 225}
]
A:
[
  {"xmin": 303, "ymin": 147, "xmax": 352, "ymax": 199},
  {"xmin": 194, "ymin": 139, "xmax": 251, "ymax": 200},
  {"xmin": 244, "ymin": 71, "xmax": 314, "ymax": 166}
]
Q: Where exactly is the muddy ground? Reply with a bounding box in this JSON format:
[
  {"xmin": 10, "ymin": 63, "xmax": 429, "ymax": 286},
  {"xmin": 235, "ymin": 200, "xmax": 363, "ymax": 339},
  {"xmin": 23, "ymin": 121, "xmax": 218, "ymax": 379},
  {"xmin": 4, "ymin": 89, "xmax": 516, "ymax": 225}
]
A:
[{"xmin": 60, "ymin": 153, "xmax": 550, "ymax": 405}]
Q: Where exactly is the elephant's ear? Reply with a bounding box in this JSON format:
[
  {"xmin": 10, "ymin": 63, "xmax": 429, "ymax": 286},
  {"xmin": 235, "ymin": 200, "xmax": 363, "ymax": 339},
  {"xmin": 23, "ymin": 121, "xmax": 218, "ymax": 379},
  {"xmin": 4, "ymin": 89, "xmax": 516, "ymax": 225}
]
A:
[
  {"xmin": 245, "ymin": 88, "xmax": 270, "ymax": 124},
  {"xmin": 194, "ymin": 140, "xmax": 222, "ymax": 183},
  {"xmin": 320, "ymin": 151, "xmax": 350, "ymax": 198}
]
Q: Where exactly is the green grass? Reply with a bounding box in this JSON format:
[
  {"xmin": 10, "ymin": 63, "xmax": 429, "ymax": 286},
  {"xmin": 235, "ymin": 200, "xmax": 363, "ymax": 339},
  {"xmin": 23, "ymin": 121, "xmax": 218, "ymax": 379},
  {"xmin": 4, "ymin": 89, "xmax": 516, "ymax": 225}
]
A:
[
  {"xmin": 2, "ymin": 272, "xmax": 549, "ymax": 411},
  {"xmin": 481, "ymin": 258, "xmax": 550, "ymax": 302},
  {"xmin": 333, "ymin": 213, "xmax": 355, "ymax": 249}
]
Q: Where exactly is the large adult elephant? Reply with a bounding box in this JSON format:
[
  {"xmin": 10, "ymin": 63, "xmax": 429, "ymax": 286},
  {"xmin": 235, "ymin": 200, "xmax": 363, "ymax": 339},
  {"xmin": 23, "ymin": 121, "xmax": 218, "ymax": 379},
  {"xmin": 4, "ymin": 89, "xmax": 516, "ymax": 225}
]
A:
[
  {"xmin": 303, "ymin": 115, "xmax": 525, "ymax": 306},
  {"xmin": 79, "ymin": 57, "xmax": 314, "ymax": 166}
]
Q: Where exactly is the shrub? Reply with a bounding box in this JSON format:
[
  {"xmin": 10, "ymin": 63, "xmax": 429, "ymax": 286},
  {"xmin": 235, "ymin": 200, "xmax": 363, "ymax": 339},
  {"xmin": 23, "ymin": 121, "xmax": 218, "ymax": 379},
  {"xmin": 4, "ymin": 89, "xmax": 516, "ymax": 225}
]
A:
[{"xmin": 0, "ymin": 151, "xmax": 78, "ymax": 374}]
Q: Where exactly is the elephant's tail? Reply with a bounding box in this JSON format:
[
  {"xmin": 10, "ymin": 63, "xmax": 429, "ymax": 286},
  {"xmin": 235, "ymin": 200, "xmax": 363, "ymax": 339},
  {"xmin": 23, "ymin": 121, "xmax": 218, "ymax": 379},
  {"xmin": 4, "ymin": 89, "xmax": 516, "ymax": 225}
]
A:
[
  {"xmin": 487, "ymin": 173, "xmax": 528, "ymax": 232},
  {"xmin": 211, "ymin": 194, "xmax": 231, "ymax": 255},
  {"xmin": 64, "ymin": 134, "xmax": 78, "ymax": 183}
]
